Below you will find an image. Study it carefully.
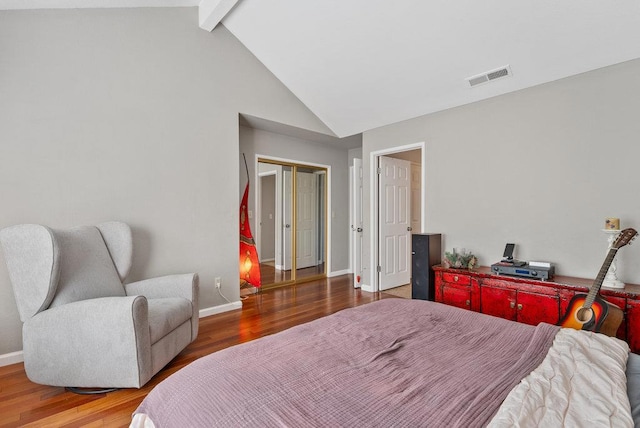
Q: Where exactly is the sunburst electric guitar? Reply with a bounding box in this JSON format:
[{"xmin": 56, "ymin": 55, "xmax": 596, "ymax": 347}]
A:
[{"xmin": 558, "ymin": 228, "xmax": 638, "ymax": 337}]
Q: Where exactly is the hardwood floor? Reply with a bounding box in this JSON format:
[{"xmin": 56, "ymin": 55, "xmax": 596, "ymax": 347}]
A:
[
  {"xmin": 258, "ymin": 262, "xmax": 325, "ymax": 285},
  {"xmin": 0, "ymin": 275, "xmax": 393, "ymax": 427}
]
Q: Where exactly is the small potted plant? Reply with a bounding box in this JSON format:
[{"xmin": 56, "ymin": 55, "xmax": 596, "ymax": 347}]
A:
[{"xmin": 443, "ymin": 248, "xmax": 478, "ymax": 270}]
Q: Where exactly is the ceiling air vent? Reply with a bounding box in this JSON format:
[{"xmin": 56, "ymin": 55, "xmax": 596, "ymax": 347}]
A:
[{"xmin": 467, "ymin": 65, "xmax": 512, "ymax": 88}]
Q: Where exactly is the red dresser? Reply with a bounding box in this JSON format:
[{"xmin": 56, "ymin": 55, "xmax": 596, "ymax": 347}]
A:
[{"xmin": 434, "ymin": 265, "xmax": 640, "ymax": 352}]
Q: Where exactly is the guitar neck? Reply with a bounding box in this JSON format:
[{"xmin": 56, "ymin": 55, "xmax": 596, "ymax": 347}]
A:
[{"xmin": 584, "ymin": 248, "xmax": 618, "ymax": 307}]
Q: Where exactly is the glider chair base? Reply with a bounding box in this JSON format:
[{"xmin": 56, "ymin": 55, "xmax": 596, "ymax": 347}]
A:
[{"xmin": 66, "ymin": 387, "xmax": 119, "ymax": 395}]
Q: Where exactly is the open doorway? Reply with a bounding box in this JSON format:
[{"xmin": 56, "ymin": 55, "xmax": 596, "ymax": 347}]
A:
[{"xmin": 369, "ymin": 143, "xmax": 425, "ymax": 293}]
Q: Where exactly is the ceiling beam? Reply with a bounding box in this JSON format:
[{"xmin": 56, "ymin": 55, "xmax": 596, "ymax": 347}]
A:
[{"xmin": 199, "ymin": 0, "xmax": 239, "ymax": 32}]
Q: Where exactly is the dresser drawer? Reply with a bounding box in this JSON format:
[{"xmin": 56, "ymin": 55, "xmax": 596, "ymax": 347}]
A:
[{"xmin": 441, "ymin": 272, "xmax": 471, "ymax": 286}]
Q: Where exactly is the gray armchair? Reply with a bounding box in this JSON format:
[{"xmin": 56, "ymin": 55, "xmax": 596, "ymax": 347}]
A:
[{"xmin": 0, "ymin": 221, "xmax": 199, "ymax": 389}]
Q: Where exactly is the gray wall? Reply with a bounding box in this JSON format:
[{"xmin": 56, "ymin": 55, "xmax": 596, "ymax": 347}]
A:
[
  {"xmin": 0, "ymin": 8, "xmax": 334, "ymax": 355},
  {"xmin": 363, "ymin": 59, "xmax": 640, "ymax": 288},
  {"xmin": 348, "ymin": 148, "xmax": 363, "ymax": 166},
  {"xmin": 239, "ymin": 126, "xmax": 351, "ymax": 273}
]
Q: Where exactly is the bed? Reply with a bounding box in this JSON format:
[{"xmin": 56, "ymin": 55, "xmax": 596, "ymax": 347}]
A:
[{"xmin": 131, "ymin": 299, "xmax": 638, "ymax": 427}]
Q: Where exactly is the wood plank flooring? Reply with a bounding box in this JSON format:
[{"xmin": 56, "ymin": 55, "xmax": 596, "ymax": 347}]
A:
[
  {"xmin": 258, "ymin": 262, "xmax": 325, "ymax": 285},
  {"xmin": 0, "ymin": 275, "xmax": 393, "ymax": 427}
]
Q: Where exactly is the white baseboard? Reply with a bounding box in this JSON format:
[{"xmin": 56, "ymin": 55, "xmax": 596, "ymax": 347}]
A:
[
  {"xmin": 361, "ymin": 283, "xmax": 374, "ymax": 293},
  {"xmin": 0, "ymin": 350, "xmax": 24, "ymax": 367},
  {"xmin": 0, "ymin": 303, "xmax": 242, "ymax": 368},
  {"xmin": 328, "ymin": 269, "xmax": 350, "ymax": 277},
  {"xmin": 199, "ymin": 301, "xmax": 242, "ymax": 318}
]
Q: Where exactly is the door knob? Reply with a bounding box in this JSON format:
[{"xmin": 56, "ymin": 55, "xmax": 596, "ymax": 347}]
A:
[
  {"xmin": 407, "ymin": 226, "xmax": 413, "ymax": 231},
  {"xmin": 285, "ymin": 224, "xmax": 290, "ymax": 228},
  {"xmin": 509, "ymin": 301, "xmax": 515, "ymax": 309},
  {"xmin": 517, "ymin": 304, "xmax": 523, "ymax": 310},
  {"xmin": 357, "ymin": 227, "xmax": 363, "ymax": 232}
]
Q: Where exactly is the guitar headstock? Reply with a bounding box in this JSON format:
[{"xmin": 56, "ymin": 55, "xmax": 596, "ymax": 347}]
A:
[{"xmin": 613, "ymin": 228, "xmax": 639, "ymax": 249}]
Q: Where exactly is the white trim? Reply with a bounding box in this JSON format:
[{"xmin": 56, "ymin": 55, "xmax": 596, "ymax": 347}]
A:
[
  {"xmin": 199, "ymin": 301, "xmax": 242, "ymax": 318},
  {"xmin": 328, "ymin": 268, "xmax": 350, "ymax": 277},
  {"xmin": 349, "ymin": 164, "xmax": 354, "ymax": 276},
  {"xmin": 369, "ymin": 142, "xmax": 426, "ymax": 293},
  {"xmin": 350, "ymin": 158, "xmax": 364, "ymax": 289},
  {"xmin": 361, "ymin": 283, "xmax": 374, "ymax": 293},
  {"xmin": 0, "ymin": 350, "xmax": 23, "ymax": 367}
]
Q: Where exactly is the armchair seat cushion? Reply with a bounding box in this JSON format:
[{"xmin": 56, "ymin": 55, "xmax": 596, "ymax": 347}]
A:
[{"xmin": 147, "ymin": 298, "xmax": 194, "ymax": 345}]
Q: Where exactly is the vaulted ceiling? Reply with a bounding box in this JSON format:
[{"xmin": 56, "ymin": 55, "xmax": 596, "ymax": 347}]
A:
[{"xmin": 5, "ymin": 1, "xmax": 640, "ymax": 138}]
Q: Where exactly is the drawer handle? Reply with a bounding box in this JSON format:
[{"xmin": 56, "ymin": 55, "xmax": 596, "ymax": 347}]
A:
[
  {"xmin": 466, "ymin": 299, "xmax": 470, "ymax": 306},
  {"xmin": 517, "ymin": 304, "xmax": 523, "ymax": 311},
  {"xmin": 454, "ymin": 275, "xmax": 459, "ymax": 282},
  {"xmin": 510, "ymin": 301, "xmax": 515, "ymax": 309}
]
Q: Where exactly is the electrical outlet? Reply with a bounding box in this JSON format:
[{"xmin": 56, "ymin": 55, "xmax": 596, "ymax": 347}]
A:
[{"xmin": 215, "ymin": 277, "xmax": 221, "ymax": 289}]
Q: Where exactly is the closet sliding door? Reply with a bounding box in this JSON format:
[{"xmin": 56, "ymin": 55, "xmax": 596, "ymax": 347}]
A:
[{"xmin": 257, "ymin": 159, "xmax": 327, "ymax": 288}]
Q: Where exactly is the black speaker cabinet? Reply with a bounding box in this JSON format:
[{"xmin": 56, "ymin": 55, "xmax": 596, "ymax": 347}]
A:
[{"xmin": 411, "ymin": 233, "xmax": 442, "ymax": 301}]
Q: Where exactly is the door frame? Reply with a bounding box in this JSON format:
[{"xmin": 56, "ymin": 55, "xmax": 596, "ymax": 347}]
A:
[
  {"xmin": 368, "ymin": 142, "xmax": 425, "ymax": 292},
  {"xmin": 255, "ymin": 154, "xmax": 332, "ymax": 281}
]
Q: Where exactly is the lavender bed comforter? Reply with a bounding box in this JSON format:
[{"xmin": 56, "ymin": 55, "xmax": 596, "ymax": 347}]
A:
[{"xmin": 133, "ymin": 299, "xmax": 558, "ymax": 427}]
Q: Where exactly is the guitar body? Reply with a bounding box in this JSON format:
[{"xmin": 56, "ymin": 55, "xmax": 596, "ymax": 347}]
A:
[
  {"xmin": 601, "ymin": 301, "xmax": 625, "ymax": 337},
  {"xmin": 558, "ymin": 229, "xmax": 637, "ymax": 337},
  {"xmin": 559, "ymin": 293, "xmax": 623, "ymax": 337}
]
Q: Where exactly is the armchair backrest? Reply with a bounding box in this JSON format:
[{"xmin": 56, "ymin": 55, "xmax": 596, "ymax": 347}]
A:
[{"xmin": 0, "ymin": 222, "xmax": 133, "ymax": 321}]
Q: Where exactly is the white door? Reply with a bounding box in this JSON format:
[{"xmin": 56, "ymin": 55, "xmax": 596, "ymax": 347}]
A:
[
  {"xmin": 296, "ymin": 171, "xmax": 317, "ymax": 269},
  {"xmin": 282, "ymin": 169, "xmax": 293, "ymax": 271},
  {"xmin": 351, "ymin": 158, "xmax": 363, "ymax": 288},
  {"xmin": 378, "ymin": 156, "xmax": 411, "ymax": 290}
]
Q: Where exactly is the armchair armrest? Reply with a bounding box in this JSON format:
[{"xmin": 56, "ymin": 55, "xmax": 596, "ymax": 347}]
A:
[
  {"xmin": 22, "ymin": 296, "xmax": 153, "ymax": 388},
  {"xmin": 125, "ymin": 273, "xmax": 198, "ymax": 303},
  {"xmin": 125, "ymin": 273, "xmax": 199, "ymax": 341}
]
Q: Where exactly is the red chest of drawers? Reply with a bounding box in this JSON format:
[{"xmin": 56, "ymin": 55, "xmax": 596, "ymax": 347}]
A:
[{"xmin": 434, "ymin": 265, "xmax": 640, "ymax": 352}]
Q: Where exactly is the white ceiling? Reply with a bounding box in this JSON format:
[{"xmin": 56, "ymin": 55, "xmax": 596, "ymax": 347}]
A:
[
  {"xmin": 222, "ymin": 1, "xmax": 640, "ymax": 137},
  {"xmin": 5, "ymin": 1, "xmax": 640, "ymax": 139}
]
